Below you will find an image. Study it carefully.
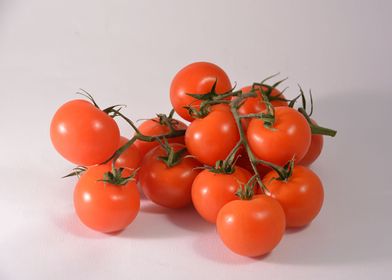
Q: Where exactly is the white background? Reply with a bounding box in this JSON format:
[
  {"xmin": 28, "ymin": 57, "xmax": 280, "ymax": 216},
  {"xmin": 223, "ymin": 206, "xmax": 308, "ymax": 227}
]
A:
[{"xmin": 1, "ymin": 0, "xmax": 392, "ymax": 279}]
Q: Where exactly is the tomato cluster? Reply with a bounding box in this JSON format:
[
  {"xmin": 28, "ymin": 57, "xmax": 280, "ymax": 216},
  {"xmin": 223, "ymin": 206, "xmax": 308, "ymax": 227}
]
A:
[{"xmin": 51, "ymin": 62, "xmax": 336, "ymax": 257}]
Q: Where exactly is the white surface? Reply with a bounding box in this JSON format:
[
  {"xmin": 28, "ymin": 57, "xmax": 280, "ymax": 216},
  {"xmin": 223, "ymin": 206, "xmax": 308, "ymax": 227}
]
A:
[{"xmin": 1, "ymin": 0, "xmax": 392, "ymax": 279}]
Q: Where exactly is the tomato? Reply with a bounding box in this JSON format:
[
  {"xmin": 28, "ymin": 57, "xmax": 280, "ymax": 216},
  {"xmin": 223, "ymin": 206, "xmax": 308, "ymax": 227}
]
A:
[
  {"xmin": 185, "ymin": 107, "xmax": 239, "ymax": 166},
  {"xmin": 299, "ymin": 119, "xmax": 324, "ymax": 166},
  {"xmin": 138, "ymin": 144, "xmax": 201, "ymax": 208},
  {"xmin": 112, "ymin": 136, "xmax": 142, "ymax": 171},
  {"xmin": 236, "ymin": 148, "xmax": 272, "ymax": 178},
  {"xmin": 133, "ymin": 118, "xmax": 187, "ymax": 159},
  {"xmin": 50, "ymin": 100, "xmax": 120, "ymax": 166},
  {"xmin": 170, "ymin": 62, "xmax": 232, "ymax": 122},
  {"xmin": 217, "ymin": 195, "xmax": 286, "ymax": 257},
  {"xmin": 237, "ymin": 85, "xmax": 287, "ymax": 129},
  {"xmin": 247, "ymin": 107, "xmax": 311, "ymax": 166},
  {"xmin": 74, "ymin": 164, "xmax": 140, "ymax": 233},
  {"xmin": 262, "ymin": 166, "xmax": 324, "ymax": 228},
  {"xmin": 192, "ymin": 166, "xmax": 252, "ymax": 223}
]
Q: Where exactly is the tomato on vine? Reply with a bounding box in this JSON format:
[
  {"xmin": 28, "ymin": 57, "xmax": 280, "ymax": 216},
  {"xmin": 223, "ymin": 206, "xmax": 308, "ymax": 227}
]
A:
[
  {"xmin": 192, "ymin": 166, "xmax": 252, "ymax": 223},
  {"xmin": 138, "ymin": 143, "xmax": 201, "ymax": 209},
  {"xmin": 112, "ymin": 136, "xmax": 142, "ymax": 171},
  {"xmin": 74, "ymin": 164, "xmax": 140, "ymax": 233},
  {"xmin": 170, "ymin": 62, "xmax": 232, "ymax": 122},
  {"xmin": 185, "ymin": 106, "xmax": 239, "ymax": 166},
  {"xmin": 217, "ymin": 193, "xmax": 286, "ymax": 257},
  {"xmin": 50, "ymin": 99, "xmax": 120, "ymax": 166},
  {"xmin": 237, "ymin": 85, "xmax": 287, "ymax": 129},
  {"xmin": 299, "ymin": 119, "xmax": 324, "ymax": 166},
  {"xmin": 134, "ymin": 115, "xmax": 187, "ymax": 158},
  {"xmin": 247, "ymin": 107, "xmax": 311, "ymax": 166},
  {"xmin": 262, "ymin": 165, "xmax": 324, "ymax": 228}
]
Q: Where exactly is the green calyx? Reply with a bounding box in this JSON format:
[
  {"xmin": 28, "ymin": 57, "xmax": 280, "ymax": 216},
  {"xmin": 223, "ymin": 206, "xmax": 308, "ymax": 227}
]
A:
[
  {"xmin": 99, "ymin": 167, "xmax": 137, "ymax": 186},
  {"xmin": 235, "ymin": 175, "xmax": 257, "ymax": 200}
]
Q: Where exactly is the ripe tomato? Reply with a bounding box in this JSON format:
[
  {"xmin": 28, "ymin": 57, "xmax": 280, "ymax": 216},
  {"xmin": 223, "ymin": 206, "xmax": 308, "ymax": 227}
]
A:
[
  {"xmin": 134, "ymin": 118, "xmax": 187, "ymax": 158},
  {"xmin": 138, "ymin": 144, "xmax": 201, "ymax": 208},
  {"xmin": 217, "ymin": 195, "xmax": 286, "ymax": 257},
  {"xmin": 170, "ymin": 62, "xmax": 232, "ymax": 122},
  {"xmin": 50, "ymin": 100, "xmax": 120, "ymax": 166},
  {"xmin": 236, "ymin": 148, "xmax": 272, "ymax": 178},
  {"xmin": 299, "ymin": 119, "xmax": 324, "ymax": 166},
  {"xmin": 262, "ymin": 166, "xmax": 324, "ymax": 228},
  {"xmin": 247, "ymin": 107, "xmax": 311, "ymax": 166},
  {"xmin": 74, "ymin": 164, "xmax": 140, "ymax": 233},
  {"xmin": 185, "ymin": 107, "xmax": 239, "ymax": 166},
  {"xmin": 237, "ymin": 85, "xmax": 287, "ymax": 129},
  {"xmin": 192, "ymin": 166, "xmax": 252, "ymax": 223},
  {"xmin": 112, "ymin": 136, "xmax": 142, "ymax": 171}
]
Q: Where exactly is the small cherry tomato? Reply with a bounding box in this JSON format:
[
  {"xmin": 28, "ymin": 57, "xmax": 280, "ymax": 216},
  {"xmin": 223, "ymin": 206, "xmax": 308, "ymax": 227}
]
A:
[
  {"xmin": 247, "ymin": 107, "xmax": 311, "ymax": 165},
  {"xmin": 217, "ymin": 195, "xmax": 286, "ymax": 257},
  {"xmin": 138, "ymin": 144, "xmax": 201, "ymax": 208},
  {"xmin": 74, "ymin": 165, "xmax": 140, "ymax": 233},
  {"xmin": 50, "ymin": 100, "xmax": 120, "ymax": 166},
  {"xmin": 192, "ymin": 166, "xmax": 252, "ymax": 223},
  {"xmin": 237, "ymin": 85, "xmax": 287, "ymax": 129},
  {"xmin": 134, "ymin": 118, "xmax": 187, "ymax": 158},
  {"xmin": 262, "ymin": 165, "xmax": 324, "ymax": 228},
  {"xmin": 113, "ymin": 136, "xmax": 142, "ymax": 171},
  {"xmin": 170, "ymin": 62, "xmax": 232, "ymax": 122},
  {"xmin": 185, "ymin": 107, "xmax": 239, "ymax": 166},
  {"xmin": 299, "ymin": 119, "xmax": 324, "ymax": 166}
]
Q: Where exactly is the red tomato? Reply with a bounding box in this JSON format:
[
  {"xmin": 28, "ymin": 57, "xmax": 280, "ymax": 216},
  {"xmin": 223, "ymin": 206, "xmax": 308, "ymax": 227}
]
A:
[
  {"xmin": 74, "ymin": 164, "xmax": 140, "ymax": 233},
  {"xmin": 236, "ymin": 148, "xmax": 272, "ymax": 178},
  {"xmin": 299, "ymin": 119, "xmax": 324, "ymax": 166},
  {"xmin": 262, "ymin": 166, "xmax": 324, "ymax": 228},
  {"xmin": 247, "ymin": 107, "xmax": 311, "ymax": 166},
  {"xmin": 134, "ymin": 118, "xmax": 187, "ymax": 158},
  {"xmin": 192, "ymin": 166, "xmax": 252, "ymax": 223},
  {"xmin": 217, "ymin": 195, "xmax": 286, "ymax": 257},
  {"xmin": 138, "ymin": 144, "xmax": 201, "ymax": 208},
  {"xmin": 185, "ymin": 108, "xmax": 239, "ymax": 166},
  {"xmin": 237, "ymin": 85, "xmax": 287, "ymax": 129},
  {"xmin": 170, "ymin": 62, "xmax": 232, "ymax": 122},
  {"xmin": 112, "ymin": 136, "xmax": 142, "ymax": 171},
  {"xmin": 50, "ymin": 100, "xmax": 120, "ymax": 166}
]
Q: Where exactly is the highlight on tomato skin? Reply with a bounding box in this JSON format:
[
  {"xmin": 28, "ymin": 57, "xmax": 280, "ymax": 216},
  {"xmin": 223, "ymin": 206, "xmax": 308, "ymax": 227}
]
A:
[
  {"xmin": 170, "ymin": 61, "xmax": 232, "ymax": 122},
  {"xmin": 133, "ymin": 118, "xmax": 187, "ymax": 159},
  {"xmin": 50, "ymin": 99, "xmax": 120, "ymax": 166},
  {"xmin": 216, "ymin": 195, "xmax": 286, "ymax": 257},
  {"xmin": 262, "ymin": 165, "xmax": 324, "ymax": 228},
  {"xmin": 73, "ymin": 164, "xmax": 140, "ymax": 233}
]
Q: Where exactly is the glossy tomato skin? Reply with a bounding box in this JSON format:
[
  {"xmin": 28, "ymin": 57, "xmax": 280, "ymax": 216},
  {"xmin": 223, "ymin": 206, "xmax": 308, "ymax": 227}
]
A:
[
  {"xmin": 247, "ymin": 107, "xmax": 311, "ymax": 166},
  {"xmin": 134, "ymin": 118, "xmax": 187, "ymax": 158},
  {"xmin": 237, "ymin": 85, "xmax": 287, "ymax": 129},
  {"xmin": 50, "ymin": 100, "xmax": 120, "ymax": 166},
  {"xmin": 185, "ymin": 108, "xmax": 239, "ymax": 166},
  {"xmin": 74, "ymin": 165, "xmax": 140, "ymax": 233},
  {"xmin": 299, "ymin": 119, "xmax": 324, "ymax": 166},
  {"xmin": 138, "ymin": 144, "xmax": 201, "ymax": 208},
  {"xmin": 217, "ymin": 195, "xmax": 286, "ymax": 257},
  {"xmin": 170, "ymin": 62, "xmax": 232, "ymax": 122},
  {"xmin": 113, "ymin": 136, "xmax": 142, "ymax": 171},
  {"xmin": 192, "ymin": 166, "xmax": 252, "ymax": 223},
  {"xmin": 262, "ymin": 166, "xmax": 324, "ymax": 228}
]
